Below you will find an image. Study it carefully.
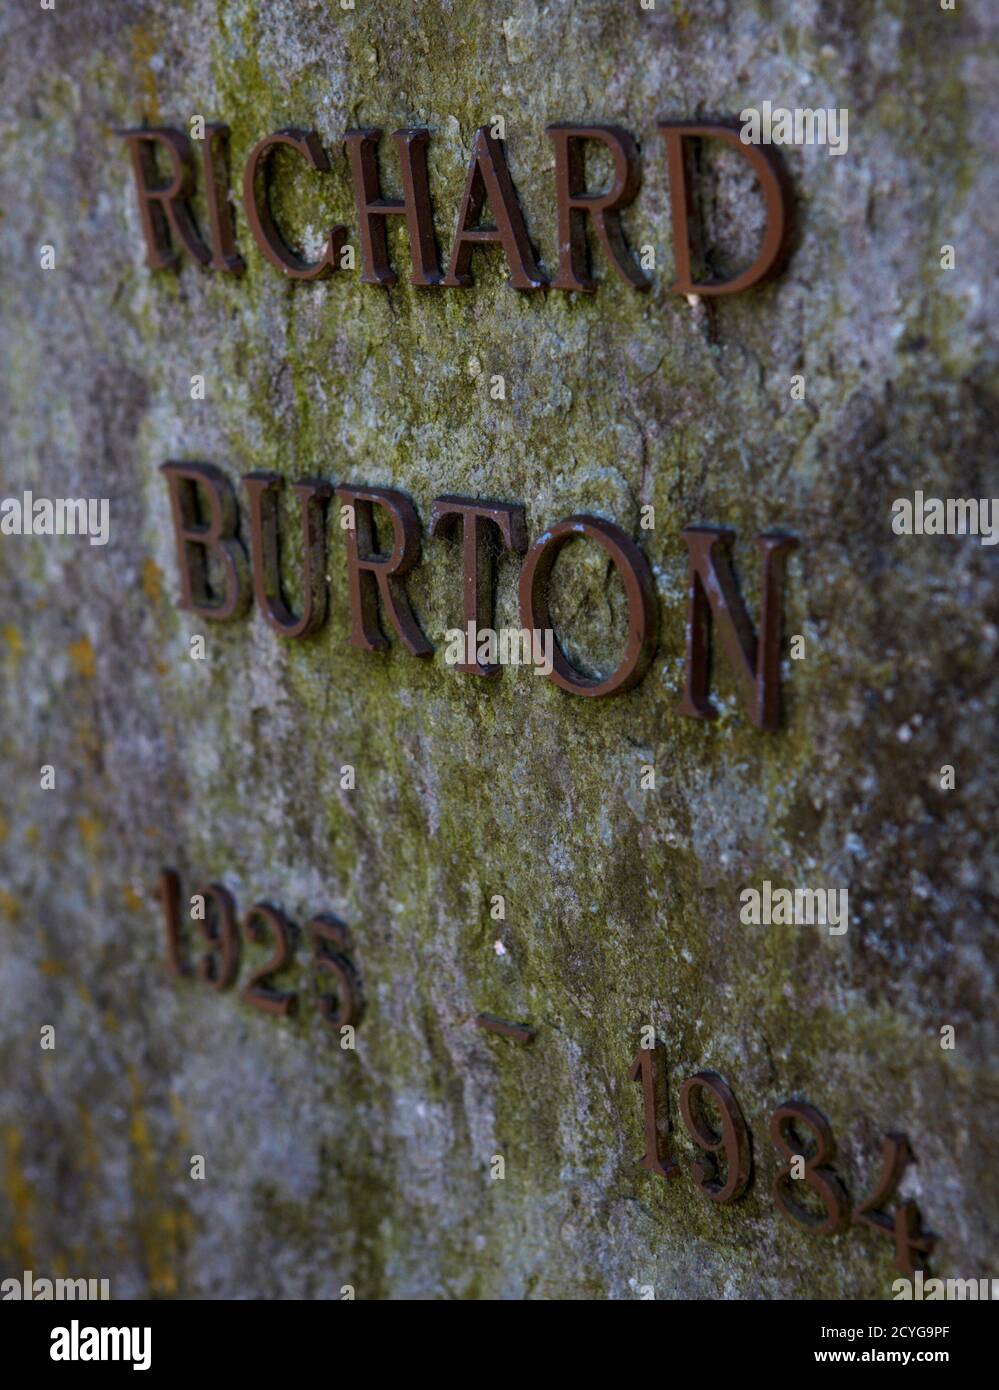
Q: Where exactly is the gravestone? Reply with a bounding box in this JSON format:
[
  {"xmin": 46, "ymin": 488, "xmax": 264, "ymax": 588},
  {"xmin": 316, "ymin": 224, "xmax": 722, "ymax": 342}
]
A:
[{"xmin": 0, "ymin": 0, "xmax": 996, "ymax": 1301}]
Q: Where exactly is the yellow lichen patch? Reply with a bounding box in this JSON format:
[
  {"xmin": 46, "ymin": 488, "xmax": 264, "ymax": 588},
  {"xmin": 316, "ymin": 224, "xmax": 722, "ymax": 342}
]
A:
[
  {"xmin": 69, "ymin": 636, "xmax": 96, "ymax": 679},
  {"xmin": 25, "ymin": 826, "xmax": 39, "ymax": 847},
  {"xmin": 123, "ymin": 883, "xmax": 145, "ymax": 914},
  {"xmin": 127, "ymin": 1068, "xmax": 187, "ymax": 1297},
  {"xmin": 77, "ymin": 1105, "xmax": 100, "ymax": 1174},
  {"xmin": 4, "ymin": 1127, "xmax": 35, "ymax": 1266},
  {"xmin": 39, "ymin": 959, "xmax": 66, "ymax": 977},
  {"xmin": 130, "ymin": 26, "xmax": 161, "ymax": 123},
  {"xmin": 168, "ymin": 1092, "xmax": 190, "ymax": 1151},
  {"xmin": 128, "ymin": 1073, "xmax": 151, "ymax": 1151},
  {"xmin": 77, "ymin": 815, "xmax": 101, "ymax": 854},
  {"xmin": 0, "ymin": 815, "xmax": 8, "ymax": 844},
  {"xmin": 148, "ymin": 1212, "xmax": 185, "ymax": 1296},
  {"xmin": 0, "ymin": 889, "xmax": 20, "ymax": 923},
  {"xmin": 2, "ymin": 625, "xmax": 22, "ymax": 664},
  {"xmin": 142, "ymin": 557, "xmax": 163, "ymax": 603},
  {"xmin": 75, "ymin": 724, "xmax": 103, "ymax": 769}
]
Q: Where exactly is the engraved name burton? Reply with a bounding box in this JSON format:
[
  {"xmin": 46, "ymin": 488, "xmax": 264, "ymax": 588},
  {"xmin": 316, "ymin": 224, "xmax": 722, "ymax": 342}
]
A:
[{"xmin": 162, "ymin": 463, "xmax": 798, "ymax": 726}]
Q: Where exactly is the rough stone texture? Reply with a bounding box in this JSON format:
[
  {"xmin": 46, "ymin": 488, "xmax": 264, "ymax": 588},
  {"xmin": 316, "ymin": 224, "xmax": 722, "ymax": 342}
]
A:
[{"xmin": 0, "ymin": 0, "xmax": 996, "ymax": 1299}]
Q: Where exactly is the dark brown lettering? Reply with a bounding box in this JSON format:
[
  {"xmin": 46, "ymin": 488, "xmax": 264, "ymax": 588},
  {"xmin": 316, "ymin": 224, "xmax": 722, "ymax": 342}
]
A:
[
  {"xmin": 443, "ymin": 127, "xmax": 546, "ymax": 289},
  {"xmin": 160, "ymin": 462, "xmax": 250, "ymax": 621},
  {"xmin": 157, "ymin": 867, "xmax": 190, "ymax": 977},
  {"xmin": 853, "ymin": 1134, "xmax": 937, "ymax": 1278},
  {"xmin": 309, "ymin": 916, "xmax": 364, "ymax": 1030},
  {"xmin": 195, "ymin": 883, "xmax": 241, "ymax": 992},
  {"xmin": 243, "ymin": 129, "xmax": 346, "ymax": 279},
  {"xmin": 430, "ymin": 496, "xmax": 527, "ymax": 676},
  {"xmin": 242, "ymin": 472, "xmax": 332, "ymax": 639},
  {"xmin": 199, "ymin": 122, "xmax": 245, "ymax": 274},
  {"xmin": 770, "ymin": 1102, "xmax": 850, "ymax": 1235},
  {"xmin": 241, "ymin": 902, "xmax": 298, "ymax": 1016},
  {"xmin": 120, "ymin": 127, "xmax": 212, "ymax": 270},
  {"xmin": 658, "ymin": 121, "xmax": 791, "ymax": 295},
  {"xmin": 547, "ymin": 124, "xmax": 649, "ymax": 291},
  {"xmin": 678, "ymin": 1071, "xmax": 752, "ymax": 1203},
  {"xmin": 676, "ymin": 527, "xmax": 796, "ymax": 730},
  {"xmin": 629, "ymin": 1044, "xmax": 681, "ymax": 1182},
  {"xmin": 344, "ymin": 127, "xmax": 442, "ymax": 287},
  {"xmin": 519, "ymin": 515, "xmax": 658, "ymax": 696},
  {"xmin": 334, "ymin": 485, "xmax": 432, "ymax": 656}
]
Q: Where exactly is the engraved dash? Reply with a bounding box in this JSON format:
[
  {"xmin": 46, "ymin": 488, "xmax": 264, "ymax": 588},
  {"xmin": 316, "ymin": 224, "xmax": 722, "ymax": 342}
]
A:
[{"xmin": 475, "ymin": 1014, "xmax": 535, "ymax": 1044}]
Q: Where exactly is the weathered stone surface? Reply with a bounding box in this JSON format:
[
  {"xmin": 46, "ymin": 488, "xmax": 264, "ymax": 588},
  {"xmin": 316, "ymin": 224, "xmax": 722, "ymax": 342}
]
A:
[{"xmin": 0, "ymin": 0, "xmax": 996, "ymax": 1299}]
